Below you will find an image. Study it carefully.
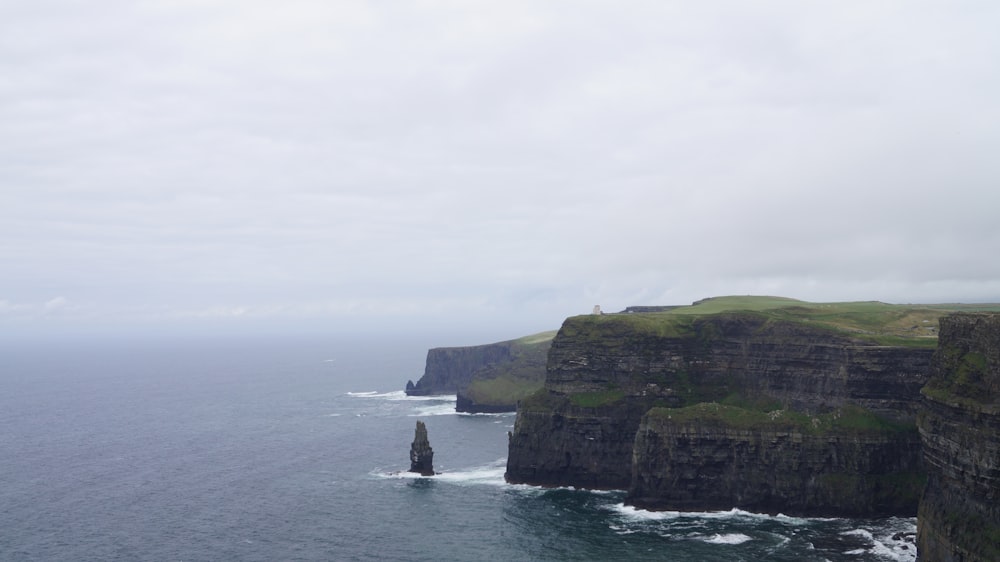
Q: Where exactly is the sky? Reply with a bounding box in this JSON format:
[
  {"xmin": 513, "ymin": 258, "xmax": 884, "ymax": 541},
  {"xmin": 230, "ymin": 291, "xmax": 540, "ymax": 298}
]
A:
[{"xmin": 2, "ymin": 1, "xmax": 1000, "ymax": 342}]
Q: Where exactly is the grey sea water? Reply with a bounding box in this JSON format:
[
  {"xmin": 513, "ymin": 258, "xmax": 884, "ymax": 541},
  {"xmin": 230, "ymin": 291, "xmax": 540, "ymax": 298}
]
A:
[{"xmin": 0, "ymin": 336, "xmax": 917, "ymax": 561}]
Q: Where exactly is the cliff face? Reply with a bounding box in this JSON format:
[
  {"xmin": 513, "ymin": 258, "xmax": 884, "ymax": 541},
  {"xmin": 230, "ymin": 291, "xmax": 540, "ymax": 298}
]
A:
[
  {"xmin": 506, "ymin": 312, "xmax": 933, "ymax": 516},
  {"xmin": 629, "ymin": 405, "xmax": 923, "ymax": 516},
  {"xmin": 544, "ymin": 314, "xmax": 932, "ymax": 421},
  {"xmin": 407, "ymin": 332, "xmax": 554, "ymax": 413},
  {"xmin": 917, "ymin": 313, "xmax": 1000, "ymax": 561},
  {"xmin": 506, "ymin": 393, "xmax": 652, "ymax": 489},
  {"xmin": 406, "ymin": 343, "xmax": 513, "ymax": 396}
]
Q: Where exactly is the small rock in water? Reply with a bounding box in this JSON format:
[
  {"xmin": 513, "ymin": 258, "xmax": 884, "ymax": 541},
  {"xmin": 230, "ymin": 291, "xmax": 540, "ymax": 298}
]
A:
[{"xmin": 409, "ymin": 420, "xmax": 434, "ymax": 476}]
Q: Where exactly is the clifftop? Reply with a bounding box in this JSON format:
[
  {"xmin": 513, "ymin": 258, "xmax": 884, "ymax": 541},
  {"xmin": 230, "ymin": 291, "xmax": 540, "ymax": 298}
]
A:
[
  {"xmin": 507, "ymin": 297, "xmax": 1000, "ymax": 518},
  {"xmin": 604, "ymin": 295, "xmax": 1000, "ymax": 348},
  {"xmin": 405, "ymin": 331, "xmax": 555, "ymax": 412}
]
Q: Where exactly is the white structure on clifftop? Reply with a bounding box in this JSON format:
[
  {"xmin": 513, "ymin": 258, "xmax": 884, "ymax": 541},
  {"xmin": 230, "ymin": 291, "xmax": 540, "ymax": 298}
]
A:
[{"xmin": 593, "ymin": 305, "xmax": 602, "ymax": 315}]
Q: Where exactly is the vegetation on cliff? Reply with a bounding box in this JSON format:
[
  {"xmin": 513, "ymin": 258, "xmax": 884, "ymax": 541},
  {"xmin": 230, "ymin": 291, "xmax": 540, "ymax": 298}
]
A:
[
  {"xmin": 646, "ymin": 402, "xmax": 913, "ymax": 435},
  {"xmin": 917, "ymin": 312, "xmax": 1000, "ymax": 561},
  {"xmin": 569, "ymin": 295, "xmax": 1000, "ymax": 349},
  {"xmin": 456, "ymin": 331, "xmax": 555, "ymax": 411},
  {"xmin": 921, "ymin": 315, "xmax": 1000, "ymax": 409},
  {"xmin": 508, "ymin": 296, "xmax": 1000, "ymax": 518}
]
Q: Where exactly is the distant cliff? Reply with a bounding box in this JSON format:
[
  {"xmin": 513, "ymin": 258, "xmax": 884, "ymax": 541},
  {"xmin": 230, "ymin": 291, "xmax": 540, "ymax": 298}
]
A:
[
  {"xmin": 917, "ymin": 313, "xmax": 1000, "ymax": 561},
  {"xmin": 406, "ymin": 332, "xmax": 555, "ymax": 413},
  {"xmin": 506, "ymin": 301, "xmax": 937, "ymax": 516}
]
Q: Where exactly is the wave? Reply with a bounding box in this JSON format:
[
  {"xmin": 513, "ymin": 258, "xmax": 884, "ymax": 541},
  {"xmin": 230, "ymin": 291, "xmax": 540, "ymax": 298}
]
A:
[
  {"xmin": 408, "ymin": 403, "xmax": 460, "ymax": 417},
  {"xmin": 434, "ymin": 465, "xmax": 506, "ymax": 486},
  {"xmin": 699, "ymin": 533, "xmax": 753, "ymax": 545},
  {"xmin": 608, "ymin": 504, "xmax": 834, "ymax": 525},
  {"xmin": 347, "ymin": 390, "xmax": 457, "ymax": 402},
  {"xmin": 841, "ymin": 522, "xmax": 917, "ymax": 562},
  {"xmin": 372, "ymin": 459, "xmax": 508, "ymax": 486}
]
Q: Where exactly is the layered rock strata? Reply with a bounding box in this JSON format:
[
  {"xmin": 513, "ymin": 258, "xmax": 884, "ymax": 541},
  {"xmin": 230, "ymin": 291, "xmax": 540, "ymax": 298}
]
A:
[
  {"xmin": 628, "ymin": 404, "xmax": 923, "ymax": 516},
  {"xmin": 409, "ymin": 420, "xmax": 434, "ymax": 476},
  {"xmin": 506, "ymin": 312, "xmax": 933, "ymax": 516},
  {"xmin": 406, "ymin": 333, "xmax": 553, "ymax": 413},
  {"xmin": 406, "ymin": 343, "xmax": 514, "ymax": 396},
  {"xmin": 917, "ymin": 313, "xmax": 1000, "ymax": 561}
]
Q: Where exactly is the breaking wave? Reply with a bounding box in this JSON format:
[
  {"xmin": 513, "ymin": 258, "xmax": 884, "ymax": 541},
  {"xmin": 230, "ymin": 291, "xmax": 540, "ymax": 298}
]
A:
[
  {"xmin": 699, "ymin": 533, "xmax": 753, "ymax": 545},
  {"xmin": 372, "ymin": 459, "xmax": 508, "ymax": 487},
  {"xmin": 346, "ymin": 390, "xmax": 456, "ymax": 402}
]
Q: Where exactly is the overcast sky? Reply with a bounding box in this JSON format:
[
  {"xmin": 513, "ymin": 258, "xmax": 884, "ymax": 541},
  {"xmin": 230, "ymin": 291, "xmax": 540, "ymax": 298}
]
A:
[{"xmin": 3, "ymin": 1, "xmax": 999, "ymax": 341}]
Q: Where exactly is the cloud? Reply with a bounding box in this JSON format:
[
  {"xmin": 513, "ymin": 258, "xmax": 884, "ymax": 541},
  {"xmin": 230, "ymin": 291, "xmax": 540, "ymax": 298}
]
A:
[{"xmin": 2, "ymin": 1, "xmax": 1000, "ymax": 338}]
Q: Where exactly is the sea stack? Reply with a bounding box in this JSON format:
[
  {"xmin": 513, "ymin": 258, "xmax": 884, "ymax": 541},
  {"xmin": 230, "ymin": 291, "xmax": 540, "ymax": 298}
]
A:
[{"xmin": 409, "ymin": 420, "xmax": 434, "ymax": 476}]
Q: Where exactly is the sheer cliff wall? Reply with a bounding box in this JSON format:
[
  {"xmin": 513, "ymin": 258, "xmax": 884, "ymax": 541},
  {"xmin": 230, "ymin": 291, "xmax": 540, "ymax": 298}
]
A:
[
  {"xmin": 406, "ymin": 333, "xmax": 554, "ymax": 413},
  {"xmin": 506, "ymin": 312, "xmax": 934, "ymax": 515},
  {"xmin": 917, "ymin": 313, "xmax": 1000, "ymax": 561},
  {"xmin": 407, "ymin": 343, "xmax": 514, "ymax": 396}
]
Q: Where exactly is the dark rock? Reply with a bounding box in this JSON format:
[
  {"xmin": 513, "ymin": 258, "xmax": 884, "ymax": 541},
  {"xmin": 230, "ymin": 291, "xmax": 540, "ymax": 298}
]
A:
[
  {"xmin": 409, "ymin": 420, "xmax": 434, "ymax": 476},
  {"xmin": 406, "ymin": 333, "xmax": 554, "ymax": 413},
  {"xmin": 917, "ymin": 313, "xmax": 1000, "ymax": 561},
  {"xmin": 455, "ymin": 391, "xmax": 515, "ymax": 414},
  {"xmin": 506, "ymin": 312, "xmax": 933, "ymax": 516},
  {"xmin": 405, "ymin": 343, "xmax": 515, "ymax": 396},
  {"xmin": 627, "ymin": 407, "xmax": 923, "ymax": 516}
]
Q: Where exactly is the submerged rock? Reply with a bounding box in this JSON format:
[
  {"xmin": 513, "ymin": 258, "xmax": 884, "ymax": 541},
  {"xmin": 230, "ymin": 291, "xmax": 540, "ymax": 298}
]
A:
[{"xmin": 409, "ymin": 420, "xmax": 434, "ymax": 476}]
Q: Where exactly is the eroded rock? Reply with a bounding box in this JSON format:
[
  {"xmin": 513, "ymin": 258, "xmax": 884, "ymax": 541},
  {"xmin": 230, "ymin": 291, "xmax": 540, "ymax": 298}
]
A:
[{"xmin": 409, "ymin": 420, "xmax": 434, "ymax": 476}]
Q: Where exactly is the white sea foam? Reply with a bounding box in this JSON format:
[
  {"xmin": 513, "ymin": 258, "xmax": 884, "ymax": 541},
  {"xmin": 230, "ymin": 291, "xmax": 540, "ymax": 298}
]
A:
[
  {"xmin": 700, "ymin": 533, "xmax": 753, "ymax": 545},
  {"xmin": 409, "ymin": 403, "xmax": 461, "ymax": 417},
  {"xmin": 433, "ymin": 465, "xmax": 507, "ymax": 486},
  {"xmin": 609, "ymin": 504, "xmax": 833, "ymax": 526},
  {"xmin": 608, "ymin": 524, "xmax": 638, "ymax": 535},
  {"xmin": 372, "ymin": 459, "xmax": 508, "ymax": 486},
  {"xmin": 840, "ymin": 521, "xmax": 917, "ymax": 562},
  {"xmin": 456, "ymin": 411, "xmax": 514, "ymax": 418},
  {"xmin": 609, "ymin": 503, "xmax": 684, "ymax": 521},
  {"xmin": 775, "ymin": 513, "xmax": 815, "ymax": 525},
  {"xmin": 841, "ymin": 528, "xmax": 875, "ymax": 540},
  {"xmin": 347, "ymin": 389, "xmax": 457, "ymax": 401},
  {"xmin": 840, "ymin": 520, "xmax": 917, "ymax": 562}
]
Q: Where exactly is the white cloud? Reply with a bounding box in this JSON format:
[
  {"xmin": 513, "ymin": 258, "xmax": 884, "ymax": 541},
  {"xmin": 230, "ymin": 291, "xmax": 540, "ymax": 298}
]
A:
[{"xmin": 2, "ymin": 1, "xmax": 1000, "ymax": 338}]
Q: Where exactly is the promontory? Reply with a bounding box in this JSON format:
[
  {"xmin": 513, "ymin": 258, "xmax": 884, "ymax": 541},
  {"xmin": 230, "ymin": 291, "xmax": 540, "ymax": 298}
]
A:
[{"xmin": 501, "ymin": 296, "xmax": 1000, "ymax": 560}]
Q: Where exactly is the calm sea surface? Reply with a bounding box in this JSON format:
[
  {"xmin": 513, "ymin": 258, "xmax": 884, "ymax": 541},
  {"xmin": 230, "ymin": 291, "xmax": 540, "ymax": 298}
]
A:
[{"xmin": 0, "ymin": 336, "xmax": 917, "ymax": 561}]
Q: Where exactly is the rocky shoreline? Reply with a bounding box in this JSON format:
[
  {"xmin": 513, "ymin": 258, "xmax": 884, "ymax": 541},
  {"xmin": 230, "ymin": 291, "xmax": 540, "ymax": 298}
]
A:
[{"xmin": 502, "ymin": 305, "xmax": 998, "ymax": 560}]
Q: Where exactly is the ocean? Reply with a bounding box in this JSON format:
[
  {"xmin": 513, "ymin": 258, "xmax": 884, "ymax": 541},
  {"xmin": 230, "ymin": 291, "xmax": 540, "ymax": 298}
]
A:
[{"xmin": 0, "ymin": 335, "xmax": 918, "ymax": 561}]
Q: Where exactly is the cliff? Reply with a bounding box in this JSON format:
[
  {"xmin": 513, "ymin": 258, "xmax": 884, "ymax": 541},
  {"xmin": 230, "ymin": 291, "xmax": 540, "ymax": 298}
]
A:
[
  {"xmin": 406, "ymin": 331, "xmax": 555, "ymax": 413},
  {"xmin": 917, "ymin": 313, "xmax": 1000, "ymax": 561},
  {"xmin": 506, "ymin": 298, "xmax": 940, "ymax": 517},
  {"xmin": 629, "ymin": 404, "xmax": 923, "ymax": 516}
]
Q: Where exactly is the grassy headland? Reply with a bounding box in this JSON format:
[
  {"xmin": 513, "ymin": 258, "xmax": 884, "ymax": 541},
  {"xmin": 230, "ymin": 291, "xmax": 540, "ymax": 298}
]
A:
[
  {"xmin": 572, "ymin": 296, "xmax": 1000, "ymax": 348},
  {"xmin": 459, "ymin": 330, "xmax": 556, "ymax": 408}
]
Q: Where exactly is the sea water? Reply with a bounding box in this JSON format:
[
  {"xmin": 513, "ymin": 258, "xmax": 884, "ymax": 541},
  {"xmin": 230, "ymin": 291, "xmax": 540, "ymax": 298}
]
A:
[{"xmin": 0, "ymin": 336, "xmax": 917, "ymax": 561}]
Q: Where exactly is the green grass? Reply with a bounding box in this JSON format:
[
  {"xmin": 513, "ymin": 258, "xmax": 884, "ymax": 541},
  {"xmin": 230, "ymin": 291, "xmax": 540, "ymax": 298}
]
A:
[
  {"xmin": 646, "ymin": 402, "xmax": 914, "ymax": 435},
  {"xmin": 569, "ymin": 295, "xmax": 1000, "ymax": 348},
  {"xmin": 568, "ymin": 389, "xmax": 626, "ymax": 408},
  {"xmin": 459, "ymin": 330, "xmax": 555, "ymax": 406},
  {"xmin": 463, "ymin": 375, "xmax": 544, "ymax": 406},
  {"xmin": 515, "ymin": 330, "xmax": 558, "ymax": 346}
]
